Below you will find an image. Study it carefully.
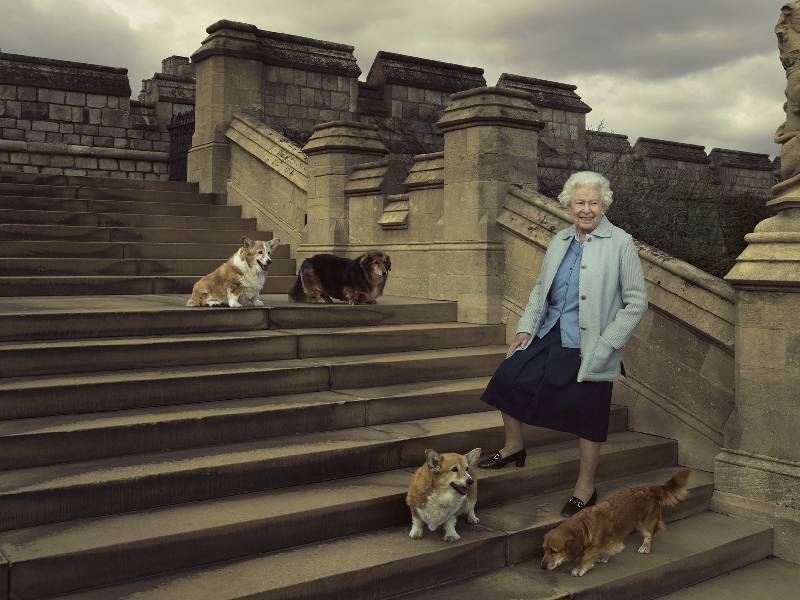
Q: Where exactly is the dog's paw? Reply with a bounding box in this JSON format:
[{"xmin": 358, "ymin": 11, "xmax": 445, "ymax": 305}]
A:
[
  {"xmin": 571, "ymin": 567, "xmax": 587, "ymax": 577},
  {"xmin": 252, "ymin": 299, "xmax": 264, "ymax": 307},
  {"xmin": 443, "ymin": 532, "xmax": 461, "ymax": 542},
  {"xmin": 637, "ymin": 544, "xmax": 651, "ymax": 554},
  {"xmin": 409, "ymin": 528, "xmax": 423, "ymax": 540},
  {"xmin": 598, "ymin": 556, "xmax": 609, "ymax": 564},
  {"xmin": 467, "ymin": 514, "xmax": 480, "ymax": 525}
]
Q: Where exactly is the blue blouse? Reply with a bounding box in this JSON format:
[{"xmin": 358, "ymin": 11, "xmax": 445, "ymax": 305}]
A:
[{"xmin": 536, "ymin": 236, "xmax": 582, "ymax": 348}]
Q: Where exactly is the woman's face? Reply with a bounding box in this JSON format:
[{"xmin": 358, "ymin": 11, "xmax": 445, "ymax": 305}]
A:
[{"xmin": 569, "ymin": 185, "xmax": 604, "ymax": 236}]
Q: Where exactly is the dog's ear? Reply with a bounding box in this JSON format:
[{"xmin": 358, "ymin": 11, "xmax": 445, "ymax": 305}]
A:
[
  {"xmin": 269, "ymin": 238, "xmax": 281, "ymax": 251},
  {"xmin": 425, "ymin": 449, "xmax": 442, "ymax": 472},
  {"xmin": 240, "ymin": 235, "xmax": 254, "ymax": 249},
  {"xmin": 358, "ymin": 253, "xmax": 371, "ymax": 268},
  {"xmin": 384, "ymin": 254, "xmax": 391, "ymax": 271},
  {"xmin": 465, "ymin": 448, "xmax": 482, "ymax": 467}
]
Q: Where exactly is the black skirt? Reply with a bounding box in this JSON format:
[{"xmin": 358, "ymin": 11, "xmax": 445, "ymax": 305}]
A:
[{"xmin": 481, "ymin": 322, "xmax": 613, "ymax": 442}]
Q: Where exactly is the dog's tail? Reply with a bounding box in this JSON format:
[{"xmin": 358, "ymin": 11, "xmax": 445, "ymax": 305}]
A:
[
  {"xmin": 655, "ymin": 468, "xmax": 690, "ymax": 507},
  {"xmin": 186, "ymin": 282, "xmax": 206, "ymax": 307},
  {"xmin": 287, "ymin": 273, "xmax": 306, "ymax": 303}
]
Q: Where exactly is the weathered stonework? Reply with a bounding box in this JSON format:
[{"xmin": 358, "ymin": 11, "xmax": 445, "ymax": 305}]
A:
[
  {"xmin": 0, "ymin": 53, "xmax": 169, "ymax": 179},
  {"xmin": 139, "ymin": 56, "xmax": 195, "ymax": 125}
]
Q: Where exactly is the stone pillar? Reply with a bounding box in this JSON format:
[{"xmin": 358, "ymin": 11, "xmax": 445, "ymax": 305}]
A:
[
  {"xmin": 436, "ymin": 86, "xmax": 542, "ymax": 324},
  {"xmin": 187, "ymin": 21, "xmax": 266, "ymax": 194},
  {"xmin": 298, "ymin": 121, "xmax": 388, "ymax": 258},
  {"xmin": 712, "ymin": 2, "xmax": 800, "ymax": 563}
]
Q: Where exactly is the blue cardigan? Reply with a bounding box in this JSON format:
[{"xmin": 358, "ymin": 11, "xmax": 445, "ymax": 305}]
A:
[{"xmin": 516, "ymin": 215, "xmax": 648, "ymax": 382}]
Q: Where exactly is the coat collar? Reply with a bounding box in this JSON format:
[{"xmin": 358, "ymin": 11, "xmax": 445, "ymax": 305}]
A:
[{"xmin": 560, "ymin": 214, "xmax": 613, "ymax": 240}]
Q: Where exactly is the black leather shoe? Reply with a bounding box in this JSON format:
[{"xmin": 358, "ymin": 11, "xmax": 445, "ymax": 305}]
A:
[
  {"xmin": 477, "ymin": 448, "xmax": 526, "ymax": 469},
  {"xmin": 560, "ymin": 489, "xmax": 597, "ymax": 518}
]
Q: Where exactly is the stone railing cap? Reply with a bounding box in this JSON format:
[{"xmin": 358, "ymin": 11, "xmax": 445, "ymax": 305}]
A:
[{"xmin": 366, "ymin": 50, "xmax": 485, "ymax": 93}]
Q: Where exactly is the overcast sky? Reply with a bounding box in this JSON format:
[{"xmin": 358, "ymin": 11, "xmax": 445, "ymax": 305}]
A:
[{"xmin": 0, "ymin": 0, "xmax": 786, "ymax": 157}]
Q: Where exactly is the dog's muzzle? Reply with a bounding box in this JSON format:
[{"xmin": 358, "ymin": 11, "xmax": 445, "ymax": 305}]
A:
[
  {"xmin": 450, "ymin": 482, "xmax": 469, "ymax": 495},
  {"xmin": 258, "ymin": 259, "xmax": 271, "ymax": 272}
]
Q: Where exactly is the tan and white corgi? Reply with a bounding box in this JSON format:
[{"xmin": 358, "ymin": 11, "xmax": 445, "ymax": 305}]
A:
[
  {"xmin": 406, "ymin": 448, "xmax": 481, "ymax": 542},
  {"xmin": 187, "ymin": 236, "xmax": 280, "ymax": 308}
]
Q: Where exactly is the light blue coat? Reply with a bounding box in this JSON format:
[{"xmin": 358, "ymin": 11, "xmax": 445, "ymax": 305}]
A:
[{"xmin": 515, "ymin": 215, "xmax": 648, "ymax": 382}]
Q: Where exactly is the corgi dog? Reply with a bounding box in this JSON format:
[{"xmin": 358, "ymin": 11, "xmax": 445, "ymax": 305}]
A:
[
  {"xmin": 541, "ymin": 469, "xmax": 691, "ymax": 577},
  {"xmin": 406, "ymin": 448, "xmax": 481, "ymax": 542},
  {"xmin": 187, "ymin": 236, "xmax": 280, "ymax": 308}
]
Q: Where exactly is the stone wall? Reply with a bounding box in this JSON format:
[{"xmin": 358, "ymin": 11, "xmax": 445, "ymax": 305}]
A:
[
  {"xmin": 139, "ymin": 56, "xmax": 195, "ymax": 126},
  {"xmin": 0, "ymin": 52, "xmax": 169, "ymax": 179}
]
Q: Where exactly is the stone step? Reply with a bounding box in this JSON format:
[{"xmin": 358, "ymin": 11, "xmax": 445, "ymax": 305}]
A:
[
  {"xmin": 50, "ymin": 489, "xmax": 750, "ymax": 600},
  {"xmin": 0, "ymin": 195, "xmax": 242, "ymax": 217},
  {"xmin": 0, "ymin": 224, "xmax": 269, "ymax": 243},
  {"xmin": 0, "ymin": 322, "xmax": 502, "ymax": 378},
  {"xmin": 0, "ymin": 409, "xmax": 626, "ymax": 531},
  {"xmin": 0, "ymin": 377, "xmax": 493, "ymax": 468},
  {"xmin": 654, "ymin": 558, "xmax": 800, "ymax": 600},
  {"xmin": 0, "ymin": 295, "xmax": 457, "ymax": 342},
  {"xmin": 0, "ymin": 274, "xmax": 295, "ymax": 296},
  {"xmin": 0, "ymin": 172, "xmax": 198, "ymax": 192},
  {"xmin": 401, "ymin": 512, "xmax": 771, "ymax": 600},
  {"xmin": 0, "ymin": 433, "xmax": 675, "ymax": 599},
  {"xmin": 0, "ymin": 208, "xmax": 256, "ymax": 230},
  {"xmin": 0, "ymin": 182, "xmax": 221, "ymax": 204},
  {"xmin": 0, "ymin": 346, "xmax": 507, "ymax": 419},
  {"xmin": 0, "ymin": 257, "xmax": 296, "ymax": 277},
  {"xmin": 0, "ymin": 240, "xmax": 290, "ymax": 259}
]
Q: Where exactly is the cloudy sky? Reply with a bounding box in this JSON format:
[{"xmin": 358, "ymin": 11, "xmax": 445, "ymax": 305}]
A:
[{"xmin": 0, "ymin": 0, "xmax": 786, "ymax": 157}]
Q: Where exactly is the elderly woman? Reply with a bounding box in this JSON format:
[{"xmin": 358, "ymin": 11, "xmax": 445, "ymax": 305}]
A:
[{"xmin": 478, "ymin": 171, "xmax": 647, "ymax": 517}]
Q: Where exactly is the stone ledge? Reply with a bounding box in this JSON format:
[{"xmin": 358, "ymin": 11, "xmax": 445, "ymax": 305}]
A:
[
  {"xmin": 437, "ymin": 87, "xmax": 543, "ymax": 133},
  {"xmin": 366, "ymin": 51, "xmax": 485, "ymax": 94},
  {"xmin": 0, "ymin": 52, "xmax": 131, "ymax": 97},
  {"xmin": 405, "ymin": 151, "xmax": 443, "ymax": 190},
  {"xmin": 0, "ymin": 140, "xmax": 168, "ymax": 162},
  {"xmin": 634, "ymin": 137, "xmax": 710, "ymax": 164},
  {"xmin": 226, "ymin": 112, "xmax": 308, "ymax": 191},
  {"xmin": 378, "ymin": 193, "xmax": 409, "ymax": 230},
  {"xmin": 194, "ymin": 20, "xmax": 360, "ymax": 77},
  {"xmin": 709, "ymin": 148, "xmax": 774, "ymax": 171},
  {"xmin": 498, "ymin": 73, "xmax": 592, "ymax": 114},
  {"xmin": 345, "ymin": 159, "xmax": 389, "ymax": 196}
]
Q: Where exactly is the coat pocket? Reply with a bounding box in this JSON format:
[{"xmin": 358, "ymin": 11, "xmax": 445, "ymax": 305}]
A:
[
  {"xmin": 544, "ymin": 345, "xmax": 581, "ymax": 388},
  {"xmin": 588, "ymin": 336, "xmax": 618, "ymax": 375}
]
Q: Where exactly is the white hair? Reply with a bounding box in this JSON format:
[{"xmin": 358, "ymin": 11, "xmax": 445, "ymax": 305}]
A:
[{"xmin": 557, "ymin": 171, "xmax": 614, "ymax": 209}]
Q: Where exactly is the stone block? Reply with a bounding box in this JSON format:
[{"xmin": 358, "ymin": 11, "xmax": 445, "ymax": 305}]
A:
[
  {"xmin": 101, "ymin": 109, "xmax": 126, "ymax": 127},
  {"xmin": 51, "ymin": 155, "xmax": 74, "ymax": 168},
  {"xmin": 87, "ymin": 94, "xmax": 107, "ymax": 108},
  {"xmin": 107, "ymin": 96, "xmax": 119, "ymax": 109},
  {"xmin": 38, "ymin": 88, "xmax": 65, "ymax": 103},
  {"xmin": 94, "ymin": 136, "xmax": 114, "ymax": 147},
  {"xmin": 49, "ymin": 104, "xmax": 72, "ymax": 121},
  {"xmin": 276, "ymin": 67, "xmax": 294, "ymax": 84},
  {"xmin": 300, "ymin": 87, "xmax": 315, "ymax": 105},
  {"xmin": 271, "ymin": 103, "xmax": 289, "ymax": 118},
  {"xmin": 119, "ymin": 159, "xmax": 135, "ymax": 171},
  {"xmin": 99, "ymin": 126, "xmax": 125, "ymax": 137},
  {"xmin": 75, "ymin": 156, "xmax": 98, "ymax": 169},
  {"xmin": 39, "ymin": 167, "xmax": 62, "ymax": 174},
  {"xmin": 286, "ymin": 85, "xmax": 300, "ymax": 104},
  {"xmin": 136, "ymin": 160, "xmax": 153, "ymax": 172},
  {"xmin": 63, "ymin": 168, "xmax": 86, "ymax": 176},
  {"xmin": 5, "ymin": 101, "xmax": 21, "ymax": 118},
  {"xmin": 75, "ymin": 123, "xmax": 98, "ymax": 135},
  {"xmin": 145, "ymin": 130, "xmax": 160, "ymax": 141},
  {"xmin": 0, "ymin": 163, "xmax": 24, "ymax": 172},
  {"xmin": 425, "ymin": 89, "xmax": 444, "ymax": 104},
  {"xmin": 289, "ymin": 105, "xmax": 307, "ymax": 119},
  {"xmin": 114, "ymin": 138, "xmax": 129, "ymax": 149},
  {"xmin": 29, "ymin": 153, "xmax": 51, "ymax": 166},
  {"xmin": 80, "ymin": 135, "xmax": 94, "ymax": 145},
  {"xmin": 152, "ymin": 141, "xmax": 170, "ymax": 152},
  {"xmin": 24, "ymin": 130, "xmax": 46, "ymax": 142},
  {"xmin": 126, "ymin": 128, "xmax": 144, "ymax": 139},
  {"xmin": 128, "ymin": 171, "xmax": 144, "ymax": 179},
  {"xmin": 66, "ymin": 91, "xmax": 86, "ymax": 106},
  {"xmin": 321, "ymin": 74, "xmax": 338, "ymax": 91},
  {"xmin": 391, "ymin": 100, "xmax": 403, "ymax": 119},
  {"xmin": 153, "ymin": 161, "xmax": 168, "ymax": 173},
  {"xmin": 9, "ymin": 152, "xmax": 29, "ymax": 164},
  {"xmin": 59, "ymin": 123, "xmax": 74, "ymax": 133},
  {"xmin": 20, "ymin": 102, "xmax": 48, "ymax": 120},
  {"xmin": 0, "ymin": 85, "xmax": 17, "ymax": 100},
  {"xmin": 130, "ymin": 139, "xmax": 152, "ymax": 150},
  {"xmin": 72, "ymin": 106, "xmax": 84, "ymax": 122},
  {"xmin": 32, "ymin": 120, "xmax": 59, "ymax": 132},
  {"xmin": 0, "ymin": 117, "xmax": 14, "ymax": 128},
  {"xmin": 292, "ymin": 70, "xmax": 307, "ymax": 86},
  {"xmin": 331, "ymin": 91, "xmax": 349, "ymax": 111},
  {"xmin": 306, "ymin": 71, "xmax": 321, "ymax": 88},
  {"xmin": 88, "ymin": 108, "xmax": 101, "ymax": 125},
  {"xmin": 86, "ymin": 170, "xmax": 109, "ymax": 177},
  {"xmin": 145, "ymin": 172, "xmax": 163, "ymax": 181},
  {"xmin": 22, "ymin": 165, "xmax": 39, "ymax": 173},
  {"xmin": 62, "ymin": 133, "xmax": 80, "ymax": 144},
  {"xmin": 99, "ymin": 158, "xmax": 119, "ymax": 170},
  {"xmin": 45, "ymin": 132, "xmax": 63, "ymax": 143},
  {"xmin": 0, "ymin": 151, "xmax": 7, "ymax": 161},
  {"xmin": 17, "ymin": 86, "xmax": 36, "ymax": 101}
]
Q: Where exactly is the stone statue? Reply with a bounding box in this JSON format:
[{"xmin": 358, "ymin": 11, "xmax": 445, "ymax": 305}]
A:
[{"xmin": 773, "ymin": 2, "xmax": 800, "ymax": 193}]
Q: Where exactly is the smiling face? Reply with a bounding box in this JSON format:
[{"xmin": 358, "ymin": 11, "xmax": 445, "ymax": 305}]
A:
[
  {"xmin": 240, "ymin": 237, "xmax": 280, "ymax": 272},
  {"xmin": 569, "ymin": 185, "xmax": 604, "ymax": 239},
  {"xmin": 426, "ymin": 448, "xmax": 481, "ymax": 496}
]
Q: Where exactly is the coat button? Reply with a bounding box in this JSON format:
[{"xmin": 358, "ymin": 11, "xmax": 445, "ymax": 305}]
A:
[
  {"xmin": 581, "ymin": 264, "xmax": 587, "ymax": 269},
  {"xmin": 580, "ymin": 295, "xmax": 586, "ymax": 300}
]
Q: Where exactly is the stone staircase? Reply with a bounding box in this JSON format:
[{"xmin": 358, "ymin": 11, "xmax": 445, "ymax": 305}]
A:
[
  {"xmin": 0, "ymin": 173, "xmax": 295, "ymax": 296},
  {"xmin": 0, "ymin": 174, "xmax": 774, "ymax": 599}
]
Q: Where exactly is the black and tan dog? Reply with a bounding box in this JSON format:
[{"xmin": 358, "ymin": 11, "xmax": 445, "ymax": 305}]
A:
[{"xmin": 288, "ymin": 251, "xmax": 391, "ymax": 305}]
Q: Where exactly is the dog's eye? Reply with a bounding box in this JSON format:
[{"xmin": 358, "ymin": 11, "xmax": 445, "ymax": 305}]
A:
[{"xmin": 450, "ymin": 466, "xmax": 458, "ymax": 473}]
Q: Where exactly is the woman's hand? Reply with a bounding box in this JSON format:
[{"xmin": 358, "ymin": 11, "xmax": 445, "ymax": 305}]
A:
[{"xmin": 507, "ymin": 333, "xmax": 532, "ymax": 357}]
